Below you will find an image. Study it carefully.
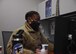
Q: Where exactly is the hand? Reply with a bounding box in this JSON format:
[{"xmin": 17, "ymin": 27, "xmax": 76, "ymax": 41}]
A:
[
  {"xmin": 16, "ymin": 51, "xmax": 20, "ymax": 54},
  {"xmin": 35, "ymin": 48, "xmax": 41, "ymax": 54}
]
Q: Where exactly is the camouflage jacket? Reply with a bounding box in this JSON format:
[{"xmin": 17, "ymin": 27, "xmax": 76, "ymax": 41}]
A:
[{"xmin": 7, "ymin": 22, "xmax": 54, "ymax": 54}]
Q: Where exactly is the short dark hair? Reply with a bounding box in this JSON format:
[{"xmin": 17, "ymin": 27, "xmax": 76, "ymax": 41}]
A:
[{"xmin": 25, "ymin": 11, "xmax": 40, "ymax": 20}]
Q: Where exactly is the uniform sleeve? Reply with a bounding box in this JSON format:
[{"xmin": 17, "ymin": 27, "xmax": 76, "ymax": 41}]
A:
[
  {"xmin": 6, "ymin": 33, "xmax": 14, "ymax": 54},
  {"xmin": 15, "ymin": 49, "xmax": 34, "ymax": 54},
  {"xmin": 23, "ymin": 49, "xmax": 34, "ymax": 54},
  {"xmin": 6, "ymin": 30, "xmax": 18, "ymax": 54},
  {"xmin": 40, "ymin": 32, "xmax": 54, "ymax": 52},
  {"xmin": 7, "ymin": 30, "xmax": 35, "ymax": 54},
  {"xmin": 22, "ymin": 32, "xmax": 38, "ymax": 52}
]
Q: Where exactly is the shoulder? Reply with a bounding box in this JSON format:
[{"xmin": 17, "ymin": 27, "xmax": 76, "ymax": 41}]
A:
[{"xmin": 12, "ymin": 24, "xmax": 27, "ymax": 35}]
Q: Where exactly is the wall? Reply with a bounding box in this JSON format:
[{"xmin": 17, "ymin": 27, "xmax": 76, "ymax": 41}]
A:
[
  {"xmin": 0, "ymin": 0, "xmax": 44, "ymax": 54},
  {"xmin": 60, "ymin": 0, "xmax": 76, "ymax": 15},
  {"xmin": 0, "ymin": 0, "xmax": 44, "ymax": 31}
]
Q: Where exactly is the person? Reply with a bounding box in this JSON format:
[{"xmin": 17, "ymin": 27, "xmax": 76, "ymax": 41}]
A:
[{"xmin": 7, "ymin": 11, "xmax": 54, "ymax": 54}]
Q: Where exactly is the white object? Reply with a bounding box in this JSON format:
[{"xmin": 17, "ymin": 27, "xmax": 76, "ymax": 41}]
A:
[
  {"xmin": 40, "ymin": 44, "xmax": 48, "ymax": 54},
  {"xmin": 68, "ymin": 34, "xmax": 72, "ymax": 40}
]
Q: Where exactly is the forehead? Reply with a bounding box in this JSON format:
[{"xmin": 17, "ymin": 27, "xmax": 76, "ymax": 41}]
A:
[{"xmin": 31, "ymin": 14, "xmax": 40, "ymax": 20}]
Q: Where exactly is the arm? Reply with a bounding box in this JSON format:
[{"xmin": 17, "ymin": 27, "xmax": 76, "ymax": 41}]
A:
[
  {"xmin": 40, "ymin": 32, "xmax": 54, "ymax": 52},
  {"xmin": 6, "ymin": 33, "xmax": 14, "ymax": 54},
  {"xmin": 22, "ymin": 32, "xmax": 38, "ymax": 52},
  {"xmin": 6, "ymin": 30, "xmax": 19, "ymax": 54},
  {"xmin": 15, "ymin": 49, "xmax": 34, "ymax": 54},
  {"xmin": 7, "ymin": 30, "xmax": 35, "ymax": 54}
]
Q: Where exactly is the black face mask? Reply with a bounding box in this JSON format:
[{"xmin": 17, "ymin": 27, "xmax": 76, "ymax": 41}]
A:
[{"xmin": 30, "ymin": 21, "xmax": 40, "ymax": 31}]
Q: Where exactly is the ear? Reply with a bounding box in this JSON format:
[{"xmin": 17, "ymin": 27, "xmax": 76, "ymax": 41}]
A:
[
  {"xmin": 27, "ymin": 17, "xmax": 31, "ymax": 21},
  {"xmin": 27, "ymin": 17, "xmax": 32, "ymax": 24}
]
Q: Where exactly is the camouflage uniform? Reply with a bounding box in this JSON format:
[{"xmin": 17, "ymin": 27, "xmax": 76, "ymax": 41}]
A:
[{"xmin": 7, "ymin": 22, "xmax": 54, "ymax": 54}]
